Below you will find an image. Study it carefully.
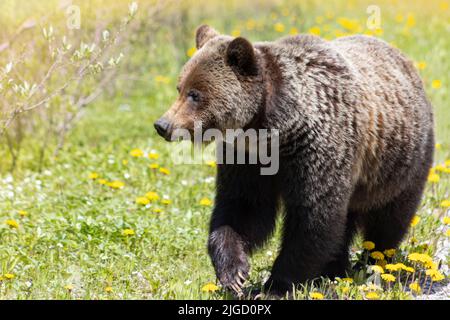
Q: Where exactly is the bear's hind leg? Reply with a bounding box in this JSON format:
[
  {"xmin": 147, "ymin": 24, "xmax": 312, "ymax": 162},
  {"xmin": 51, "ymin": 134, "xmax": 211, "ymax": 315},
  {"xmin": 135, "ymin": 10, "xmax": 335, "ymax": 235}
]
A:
[{"xmin": 362, "ymin": 184, "xmax": 426, "ymax": 251}]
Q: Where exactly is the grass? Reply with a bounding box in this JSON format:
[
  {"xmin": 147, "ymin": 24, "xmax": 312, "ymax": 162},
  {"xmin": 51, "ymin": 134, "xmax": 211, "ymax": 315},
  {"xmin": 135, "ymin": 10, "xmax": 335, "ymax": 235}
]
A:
[{"xmin": 0, "ymin": 0, "xmax": 449, "ymax": 299}]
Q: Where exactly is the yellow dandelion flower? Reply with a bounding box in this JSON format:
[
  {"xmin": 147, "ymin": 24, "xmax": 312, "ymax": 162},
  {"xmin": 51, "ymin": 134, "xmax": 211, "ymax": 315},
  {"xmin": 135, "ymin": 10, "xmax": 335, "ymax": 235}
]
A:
[
  {"xmin": 446, "ymin": 229, "xmax": 450, "ymax": 237},
  {"xmin": 187, "ymin": 46, "xmax": 197, "ymax": 58},
  {"xmin": 200, "ymin": 198, "xmax": 213, "ymax": 206},
  {"xmin": 427, "ymin": 173, "xmax": 440, "ymax": 183},
  {"xmin": 381, "ymin": 273, "xmax": 396, "ymax": 282},
  {"xmin": 145, "ymin": 191, "xmax": 159, "ymax": 201},
  {"xmin": 153, "ymin": 208, "xmax": 162, "ymax": 214},
  {"xmin": 98, "ymin": 179, "xmax": 107, "ymax": 185},
  {"xmin": 4, "ymin": 273, "xmax": 15, "ymax": 280},
  {"xmin": 5, "ymin": 219, "xmax": 19, "ymax": 229},
  {"xmin": 445, "ymin": 159, "xmax": 450, "ymax": 167},
  {"xmin": 136, "ymin": 197, "xmax": 150, "ymax": 205},
  {"xmin": 442, "ymin": 216, "xmax": 450, "ymax": 225},
  {"xmin": 161, "ymin": 199, "xmax": 172, "ymax": 205},
  {"xmin": 395, "ymin": 263, "xmax": 407, "ymax": 270},
  {"xmin": 289, "ymin": 27, "xmax": 299, "ymax": 35},
  {"xmin": 205, "ymin": 160, "xmax": 217, "ymax": 168},
  {"xmin": 404, "ymin": 266, "xmax": 415, "ymax": 273},
  {"xmin": 384, "ymin": 249, "xmax": 396, "ymax": 258},
  {"xmin": 341, "ymin": 286, "xmax": 350, "ymax": 294},
  {"xmin": 231, "ymin": 29, "xmax": 241, "ymax": 37},
  {"xmin": 342, "ymin": 277, "xmax": 353, "ymax": 283},
  {"xmin": 370, "ymin": 265, "xmax": 384, "ymax": 274},
  {"xmin": 406, "ymin": 13, "xmax": 416, "ymax": 28},
  {"xmin": 64, "ymin": 284, "xmax": 74, "ymax": 291},
  {"xmin": 155, "ymin": 75, "xmax": 170, "ymax": 84},
  {"xmin": 409, "ymin": 282, "xmax": 421, "ymax": 293},
  {"xmin": 88, "ymin": 172, "xmax": 99, "ymax": 180},
  {"xmin": 410, "ymin": 216, "xmax": 420, "ymax": 227},
  {"xmin": 385, "ymin": 264, "xmax": 400, "ymax": 272},
  {"xmin": 435, "ymin": 143, "xmax": 442, "ymax": 150},
  {"xmin": 425, "ymin": 260, "xmax": 437, "ymax": 270},
  {"xmin": 122, "ymin": 229, "xmax": 135, "ymax": 236},
  {"xmin": 435, "ymin": 164, "xmax": 446, "ymax": 172},
  {"xmin": 426, "ymin": 269, "xmax": 445, "ymax": 282},
  {"xmin": 407, "ymin": 252, "xmax": 421, "ymax": 262},
  {"xmin": 431, "ymin": 80, "xmax": 442, "ymax": 89},
  {"xmin": 366, "ymin": 291, "xmax": 379, "ymax": 300},
  {"xmin": 149, "ymin": 163, "xmax": 159, "ymax": 169},
  {"xmin": 130, "ymin": 148, "xmax": 144, "ymax": 157},
  {"xmin": 309, "ymin": 292, "xmax": 324, "ymax": 300},
  {"xmin": 148, "ymin": 152, "xmax": 159, "ymax": 160},
  {"xmin": 105, "ymin": 286, "xmax": 113, "ymax": 293},
  {"xmin": 107, "ymin": 181, "xmax": 125, "ymax": 189},
  {"xmin": 159, "ymin": 167, "xmax": 170, "ymax": 175},
  {"xmin": 274, "ymin": 23, "xmax": 285, "ymax": 33},
  {"xmin": 18, "ymin": 210, "xmax": 28, "ymax": 217},
  {"xmin": 362, "ymin": 241, "xmax": 375, "ymax": 251},
  {"xmin": 415, "ymin": 61, "xmax": 426, "ymax": 70},
  {"xmin": 122, "ymin": 159, "xmax": 128, "ymax": 166},
  {"xmin": 371, "ymin": 251, "xmax": 385, "ymax": 260},
  {"xmin": 308, "ymin": 26, "xmax": 321, "ymax": 36},
  {"xmin": 202, "ymin": 282, "xmax": 219, "ymax": 292},
  {"xmin": 440, "ymin": 201, "xmax": 450, "ymax": 209}
]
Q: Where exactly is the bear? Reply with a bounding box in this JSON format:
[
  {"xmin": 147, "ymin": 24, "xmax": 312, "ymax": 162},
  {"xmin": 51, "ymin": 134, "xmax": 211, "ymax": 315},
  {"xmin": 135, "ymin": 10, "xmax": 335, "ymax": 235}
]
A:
[{"xmin": 154, "ymin": 25, "xmax": 434, "ymax": 296}]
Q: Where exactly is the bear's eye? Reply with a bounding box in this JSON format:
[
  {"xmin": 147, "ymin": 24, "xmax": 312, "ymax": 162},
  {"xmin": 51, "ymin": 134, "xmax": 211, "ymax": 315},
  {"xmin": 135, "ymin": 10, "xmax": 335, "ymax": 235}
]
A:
[{"xmin": 187, "ymin": 90, "xmax": 200, "ymax": 103}]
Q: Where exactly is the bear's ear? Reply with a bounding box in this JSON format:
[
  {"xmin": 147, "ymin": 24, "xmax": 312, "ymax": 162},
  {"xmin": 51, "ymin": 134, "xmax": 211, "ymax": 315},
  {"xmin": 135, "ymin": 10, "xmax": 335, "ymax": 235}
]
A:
[
  {"xmin": 195, "ymin": 25, "xmax": 219, "ymax": 49},
  {"xmin": 226, "ymin": 37, "xmax": 258, "ymax": 76}
]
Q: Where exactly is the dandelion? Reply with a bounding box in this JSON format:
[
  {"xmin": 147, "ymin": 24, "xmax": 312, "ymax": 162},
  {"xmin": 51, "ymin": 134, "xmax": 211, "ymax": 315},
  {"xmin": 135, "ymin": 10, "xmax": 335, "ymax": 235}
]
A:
[
  {"xmin": 362, "ymin": 241, "xmax": 375, "ymax": 251},
  {"xmin": 98, "ymin": 179, "xmax": 107, "ymax": 185},
  {"xmin": 107, "ymin": 181, "xmax": 125, "ymax": 189},
  {"xmin": 153, "ymin": 208, "xmax": 162, "ymax": 213},
  {"xmin": 200, "ymin": 198, "xmax": 213, "ymax": 206},
  {"xmin": 440, "ymin": 201, "xmax": 450, "ymax": 209},
  {"xmin": 64, "ymin": 284, "xmax": 74, "ymax": 291},
  {"xmin": 431, "ymin": 79, "xmax": 442, "ymax": 89},
  {"xmin": 145, "ymin": 192, "xmax": 159, "ymax": 201},
  {"xmin": 406, "ymin": 13, "xmax": 416, "ymax": 28},
  {"xmin": 130, "ymin": 148, "xmax": 144, "ymax": 157},
  {"xmin": 289, "ymin": 27, "xmax": 299, "ymax": 35},
  {"xmin": 159, "ymin": 167, "xmax": 170, "ymax": 175},
  {"xmin": 409, "ymin": 282, "xmax": 421, "ymax": 293},
  {"xmin": 410, "ymin": 216, "xmax": 420, "ymax": 227},
  {"xmin": 381, "ymin": 273, "xmax": 396, "ymax": 282},
  {"xmin": 187, "ymin": 47, "xmax": 197, "ymax": 58},
  {"xmin": 105, "ymin": 286, "xmax": 113, "ymax": 293},
  {"xmin": 445, "ymin": 159, "xmax": 450, "ymax": 167},
  {"xmin": 404, "ymin": 266, "xmax": 415, "ymax": 273},
  {"xmin": 155, "ymin": 75, "xmax": 170, "ymax": 84},
  {"xmin": 5, "ymin": 219, "xmax": 19, "ymax": 229},
  {"xmin": 308, "ymin": 26, "xmax": 321, "ymax": 36},
  {"xmin": 383, "ymin": 249, "xmax": 396, "ymax": 258},
  {"xmin": 205, "ymin": 160, "xmax": 217, "ymax": 168},
  {"xmin": 18, "ymin": 210, "xmax": 28, "ymax": 217},
  {"xmin": 427, "ymin": 172, "xmax": 440, "ymax": 183},
  {"xmin": 424, "ymin": 260, "xmax": 437, "ymax": 270},
  {"xmin": 161, "ymin": 199, "xmax": 172, "ymax": 205},
  {"xmin": 122, "ymin": 159, "xmax": 128, "ymax": 166},
  {"xmin": 4, "ymin": 273, "xmax": 15, "ymax": 280},
  {"xmin": 442, "ymin": 216, "xmax": 450, "ymax": 225},
  {"xmin": 149, "ymin": 163, "xmax": 159, "ymax": 169},
  {"xmin": 435, "ymin": 143, "xmax": 442, "ymax": 150},
  {"xmin": 274, "ymin": 23, "xmax": 285, "ymax": 33},
  {"xmin": 370, "ymin": 251, "xmax": 385, "ymax": 260},
  {"xmin": 385, "ymin": 264, "xmax": 400, "ymax": 272},
  {"xmin": 366, "ymin": 292, "xmax": 379, "ymax": 300},
  {"xmin": 342, "ymin": 278, "xmax": 353, "ymax": 283},
  {"xmin": 122, "ymin": 229, "xmax": 135, "ymax": 236},
  {"xmin": 309, "ymin": 292, "xmax": 324, "ymax": 300},
  {"xmin": 415, "ymin": 61, "xmax": 426, "ymax": 70},
  {"xmin": 136, "ymin": 197, "xmax": 150, "ymax": 205},
  {"xmin": 231, "ymin": 29, "xmax": 241, "ymax": 37},
  {"xmin": 426, "ymin": 269, "xmax": 445, "ymax": 282},
  {"xmin": 148, "ymin": 152, "xmax": 159, "ymax": 160},
  {"xmin": 88, "ymin": 172, "xmax": 99, "ymax": 180},
  {"xmin": 407, "ymin": 252, "xmax": 422, "ymax": 262},
  {"xmin": 202, "ymin": 282, "xmax": 219, "ymax": 292},
  {"xmin": 370, "ymin": 265, "xmax": 384, "ymax": 274},
  {"xmin": 446, "ymin": 229, "xmax": 450, "ymax": 237}
]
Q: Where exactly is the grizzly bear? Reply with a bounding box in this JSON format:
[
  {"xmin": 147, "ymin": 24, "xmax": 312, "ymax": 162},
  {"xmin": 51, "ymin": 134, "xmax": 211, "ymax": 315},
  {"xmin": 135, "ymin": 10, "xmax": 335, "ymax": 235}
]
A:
[{"xmin": 154, "ymin": 25, "xmax": 434, "ymax": 296}]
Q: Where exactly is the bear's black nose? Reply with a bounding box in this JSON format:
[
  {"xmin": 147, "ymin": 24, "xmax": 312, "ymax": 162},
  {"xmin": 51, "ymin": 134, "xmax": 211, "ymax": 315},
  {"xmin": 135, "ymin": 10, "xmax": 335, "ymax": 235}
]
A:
[{"xmin": 154, "ymin": 118, "xmax": 171, "ymax": 141}]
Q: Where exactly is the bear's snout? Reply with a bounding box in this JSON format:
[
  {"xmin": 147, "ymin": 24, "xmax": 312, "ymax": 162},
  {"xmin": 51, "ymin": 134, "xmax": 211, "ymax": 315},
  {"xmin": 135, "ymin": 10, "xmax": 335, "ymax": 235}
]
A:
[{"xmin": 154, "ymin": 117, "xmax": 172, "ymax": 141}]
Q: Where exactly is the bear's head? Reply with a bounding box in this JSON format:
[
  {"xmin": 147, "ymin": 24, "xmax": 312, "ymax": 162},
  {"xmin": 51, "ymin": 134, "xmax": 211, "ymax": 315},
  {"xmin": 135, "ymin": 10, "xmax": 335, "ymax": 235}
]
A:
[{"xmin": 154, "ymin": 25, "xmax": 265, "ymax": 141}]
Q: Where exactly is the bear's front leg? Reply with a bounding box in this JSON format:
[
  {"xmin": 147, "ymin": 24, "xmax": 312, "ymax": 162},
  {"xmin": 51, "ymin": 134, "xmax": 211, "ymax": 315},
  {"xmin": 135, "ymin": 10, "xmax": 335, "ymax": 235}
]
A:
[
  {"xmin": 264, "ymin": 162, "xmax": 352, "ymax": 296},
  {"xmin": 208, "ymin": 163, "xmax": 278, "ymax": 295}
]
